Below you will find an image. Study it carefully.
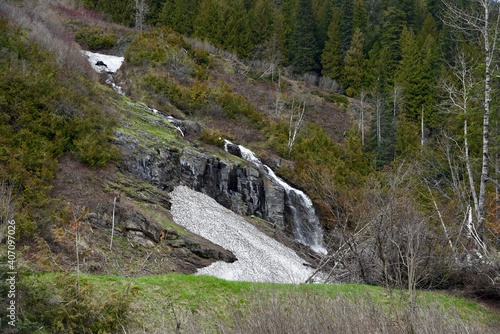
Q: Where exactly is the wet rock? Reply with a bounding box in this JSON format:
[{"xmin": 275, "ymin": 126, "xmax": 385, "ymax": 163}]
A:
[
  {"xmin": 167, "ymin": 117, "xmax": 201, "ymax": 136},
  {"xmin": 225, "ymin": 142, "xmax": 242, "ymax": 157},
  {"xmin": 117, "ymin": 136, "xmax": 287, "ymax": 229}
]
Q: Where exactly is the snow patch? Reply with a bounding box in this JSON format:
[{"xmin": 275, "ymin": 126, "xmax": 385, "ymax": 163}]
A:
[
  {"xmin": 170, "ymin": 185, "xmax": 319, "ymax": 283},
  {"xmin": 82, "ymin": 51, "xmax": 124, "ymax": 73}
]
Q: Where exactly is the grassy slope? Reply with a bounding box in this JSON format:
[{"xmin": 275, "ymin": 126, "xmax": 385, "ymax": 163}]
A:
[{"xmin": 34, "ymin": 272, "xmax": 500, "ymax": 333}]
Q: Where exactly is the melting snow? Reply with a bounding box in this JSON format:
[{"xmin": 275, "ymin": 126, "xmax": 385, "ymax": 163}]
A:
[
  {"xmin": 170, "ymin": 185, "xmax": 319, "ymax": 283},
  {"xmin": 82, "ymin": 51, "xmax": 124, "ymax": 73}
]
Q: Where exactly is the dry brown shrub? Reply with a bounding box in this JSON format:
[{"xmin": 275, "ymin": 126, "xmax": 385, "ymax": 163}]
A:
[
  {"xmin": 0, "ymin": 0, "xmax": 94, "ymax": 76},
  {"xmin": 176, "ymin": 290, "xmax": 497, "ymax": 334}
]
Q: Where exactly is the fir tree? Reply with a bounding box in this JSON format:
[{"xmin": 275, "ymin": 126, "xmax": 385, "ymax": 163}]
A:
[
  {"xmin": 339, "ymin": 0, "xmax": 354, "ymax": 54},
  {"xmin": 342, "ymin": 27, "xmax": 366, "ymax": 97},
  {"xmin": 289, "ymin": 0, "xmax": 319, "ymax": 73},
  {"xmin": 321, "ymin": 9, "xmax": 342, "ymax": 79},
  {"xmin": 380, "ymin": 6, "xmax": 406, "ymax": 74},
  {"xmin": 160, "ymin": 0, "xmax": 201, "ymax": 35},
  {"xmin": 194, "ymin": 0, "xmax": 251, "ymax": 56},
  {"xmin": 395, "ymin": 24, "xmax": 439, "ymax": 129}
]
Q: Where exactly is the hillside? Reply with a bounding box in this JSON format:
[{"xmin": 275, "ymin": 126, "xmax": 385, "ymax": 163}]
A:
[{"xmin": 0, "ymin": 0, "xmax": 500, "ymax": 332}]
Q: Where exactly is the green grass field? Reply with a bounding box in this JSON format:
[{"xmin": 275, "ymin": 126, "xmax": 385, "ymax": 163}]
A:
[{"xmin": 31, "ymin": 272, "xmax": 497, "ymax": 333}]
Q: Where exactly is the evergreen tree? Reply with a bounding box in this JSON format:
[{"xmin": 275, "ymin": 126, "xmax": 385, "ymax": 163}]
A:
[
  {"xmin": 342, "ymin": 27, "xmax": 366, "ymax": 96},
  {"xmin": 160, "ymin": 0, "xmax": 201, "ymax": 35},
  {"xmin": 313, "ymin": 0, "xmax": 334, "ymax": 52},
  {"xmin": 339, "ymin": 0, "xmax": 354, "ymax": 54},
  {"xmin": 395, "ymin": 24, "xmax": 439, "ymax": 130},
  {"xmin": 380, "ymin": 6, "xmax": 406, "ymax": 74},
  {"xmin": 353, "ymin": 0, "xmax": 368, "ymax": 34},
  {"xmin": 289, "ymin": 0, "xmax": 319, "ymax": 73},
  {"xmin": 395, "ymin": 26, "xmax": 421, "ymax": 121},
  {"xmin": 248, "ymin": 0, "xmax": 275, "ymax": 51},
  {"xmin": 194, "ymin": 0, "xmax": 251, "ymax": 56},
  {"xmin": 321, "ymin": 9, "xmax": 342, "ymax": 79}
]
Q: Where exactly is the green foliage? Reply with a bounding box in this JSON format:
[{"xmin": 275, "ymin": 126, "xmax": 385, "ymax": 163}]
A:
[
  {"xmin": 83, "ymin": 0, "xmax": 135, "ymax": 26},
  {"xmin": 125, "ymin": 28, "xmax": 188, "ymax": 66},
  {"xmin": 289, "ymin": 0, "xmax": 319, "ymax": 73},
  {"xmin": 311, "ymin": 90, "xmax": 349, "ymax": 107},
  {"xmin": 75, "ymin": 25, "xmax": 117, "ymax": 51},
  {"xmin": 341, "ymin": 27, "xmax": 366, "ymax": 97},
  {"xmin": 267, "ymin": 121, "xmax": 371, "ymax": 200},
  {"xmin": 194, "ymin": 0, "xmax": 252, "ymax": 57},
  {"xmin": 200, "ymin": 128, "xmax": 226, "ymax": 147},
  {"xmin": 74, "ymin": 131, "xmax": 120, "ymax": 167},
  {"xmin": 125, "ymin": 28, "xmax": 210, "ymax": 80},
  {"xmin": 395, "ymin": 21, "xmax": 440, "ymax": 131},
  {"xmin": 247, "ymin": 0, "xmax": 275, "ymax": 49},
  {"xmin": 321, "ymin": 10, "xmax": 342, "ymax": 79},
  {"xmin": 160, "ymin": 0, "xmax": 202, "ymax": 35},
  {"xmin": 142, "ymin": 70, "xmax": 262, "ymax": 126},
  {"xmin": 215, "ymin": 83, "xmax": 263, "ymax": 125},
  {"xmin": 0, "ymin": 270, "xmax": 132, "ymax": 333},
  {"xmin": 0, "ymin": 19, "xmax": 118, "ymax": 241},
  {"xmin": 380, "ymin": 6, "xmax": 406, "ymax": 73}
]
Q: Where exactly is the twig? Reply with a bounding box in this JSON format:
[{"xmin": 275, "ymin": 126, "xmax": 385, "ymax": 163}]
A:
[{"xmin": 110, "ymin": 196, "xmax": 117, "ymax": 250}]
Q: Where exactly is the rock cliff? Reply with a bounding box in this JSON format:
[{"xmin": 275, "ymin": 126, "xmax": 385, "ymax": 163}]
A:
[{"xmin": 116, "ymin": 125, "xmax": 288, "ymax": 230}]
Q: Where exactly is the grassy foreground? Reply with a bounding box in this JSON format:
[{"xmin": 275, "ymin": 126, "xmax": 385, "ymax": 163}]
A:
[{"xmin": 15, "ymin": 272, "xmax": 500, "ymax": 333}]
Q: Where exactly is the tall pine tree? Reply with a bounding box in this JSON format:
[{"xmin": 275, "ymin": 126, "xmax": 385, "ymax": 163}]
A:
[
  {"xmin": 289, "ymin": 0, "xmax": 319, "ymax": 73},
  {"xmin": 321, "ymin": 9, "xmax": 342, "ymax": 79},
  {"xmin": 342, "ymin": 27, "xmax": 366, "ymax": 96},
  {"xmin": 194, "ymin": 0, "xmax": 251, "ymax": 56}
]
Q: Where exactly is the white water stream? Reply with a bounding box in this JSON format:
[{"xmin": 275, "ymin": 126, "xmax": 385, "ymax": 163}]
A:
[{"xmin": 225, "ymin": 140, "xmax": 327, "ymax": 254}]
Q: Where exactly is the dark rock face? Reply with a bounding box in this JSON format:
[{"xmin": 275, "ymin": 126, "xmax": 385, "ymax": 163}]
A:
[
  {"xmin": 225, "ymin": 142, "xmax": 242, "ymax": 157},
  {"xmin": 87, "ymin": 208, "xmax": 165, "ymax": 248},
  {"xmin": 116, "ymin": 137, "xmax": 287, "ymax": 229},
  {"xmin": 86, "ymin": 207, "xmax": 236, "ymax": 265},
  {"xmin": 167, "ymin": 117, "xmax": 201, "ymax": 137}
]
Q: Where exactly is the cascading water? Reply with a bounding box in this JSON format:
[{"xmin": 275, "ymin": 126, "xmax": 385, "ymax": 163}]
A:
[
  {"xmin": 225, "ymin": 140, "xmax": 327, "ymax": 254},
  {"xmin": 83, "ymin": 51, "xmax": 125, "ymax": 94}
]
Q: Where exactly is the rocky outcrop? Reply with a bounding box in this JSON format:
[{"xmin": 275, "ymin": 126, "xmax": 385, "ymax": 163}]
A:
[
  {"xmin": 87, "ymin": 208, "xmax": 166, "ymax": 248},
  {"xmin": 86, "ymin": 207, "xmax": 237, "ymax": 264},
  {"xmin": 116, "ymin": 133, "xmax": 287, "ymax": 229}
]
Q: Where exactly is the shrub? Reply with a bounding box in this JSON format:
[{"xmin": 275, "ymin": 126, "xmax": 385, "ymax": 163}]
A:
[
  {"xmin": 75, "ymin": 25, "xmax": 116, "ymax": 51},
  {"xmin": 0, "ymin": 270, "xmax": 132, "ymax": 333},
  {"xmin": 200, "ymin": 128, "xmax": 226, "ymax": 148},
  {"xmin": 0, "ymin": 17, "xmax": 119, "ymax": 242}
]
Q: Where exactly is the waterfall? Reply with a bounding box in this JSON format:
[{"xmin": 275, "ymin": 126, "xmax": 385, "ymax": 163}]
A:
[{"xmin": 225, "ymin": 140, "xmax": 327, "ymax": 254}]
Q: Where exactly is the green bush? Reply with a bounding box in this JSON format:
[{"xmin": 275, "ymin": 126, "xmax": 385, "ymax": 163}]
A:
[
  {"xmin": 125, "ymin": 28, "xmax": 189, "ymax": 66},
  {"xmin": 0, "ymin": 18, "xmax": 119, "ymax": 242},
  {"xmin": 200, "ymin": 128, "xmax": 226, "ymax": 147},
  {"xmin": 0, "ymin": 270, "xmax": 132, "ymax": 333},
  {"xmin": 75, "ymin": 25, "xmax": 116, "ymax": 51}
]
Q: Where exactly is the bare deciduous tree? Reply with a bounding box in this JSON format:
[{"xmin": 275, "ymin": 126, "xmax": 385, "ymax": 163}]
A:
[
  {"xmin": 440, "ymin": 51, "xmax": 489, "ymax": 253},
  {"xmin": 287, "ymin": 100, "xmax": 306, "ymax": 157},
  {"xmin": 443, "ymin": 0, "xmax": 500, "ymax": 251},
  {"xmin": 391, "ymin": 82, "xmax": 404, "ymax": 118},
  {"xmin": 135, "ymin": 0, "xmax": 149, "ymax": 31}
]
